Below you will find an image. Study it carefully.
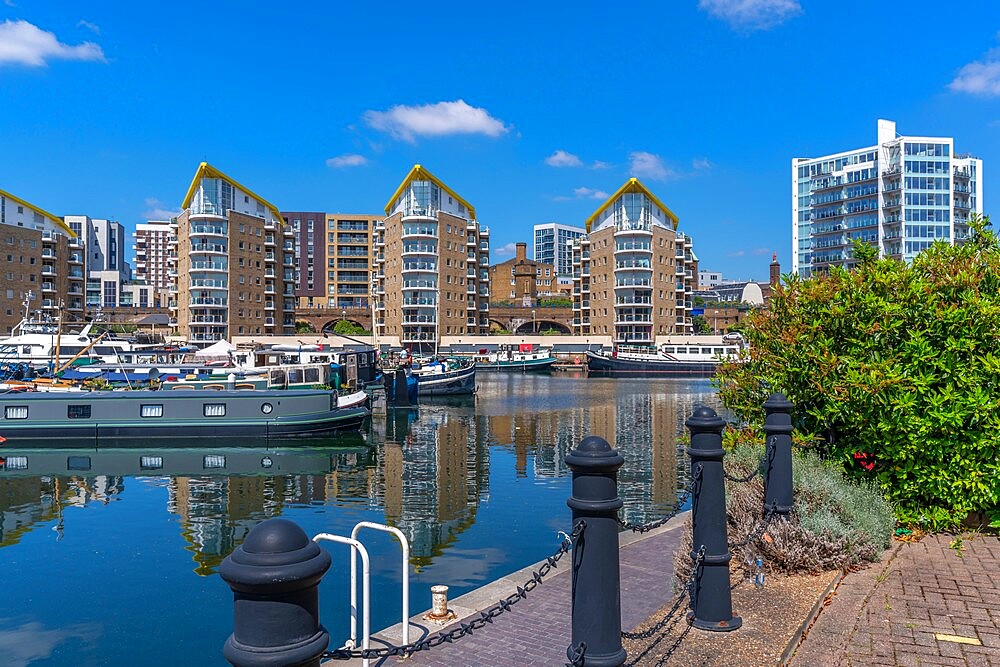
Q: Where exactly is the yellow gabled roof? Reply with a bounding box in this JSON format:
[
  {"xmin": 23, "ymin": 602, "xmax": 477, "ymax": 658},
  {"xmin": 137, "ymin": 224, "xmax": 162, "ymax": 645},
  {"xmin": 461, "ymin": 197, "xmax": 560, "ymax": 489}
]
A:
[
  {"xmin": 181, "ymin": 162, "xmax": 283, "ymax": 224},
  {"xmin": 0, "ymin": 188, "xmax": 76, "ymax": 237},
  {"xmin": 384, "ymin": 164, "xmax": 476, "ymax": 219},
  {"xmin": 584, "ymin": 178, "xmax": 679, "ymax": 232}
]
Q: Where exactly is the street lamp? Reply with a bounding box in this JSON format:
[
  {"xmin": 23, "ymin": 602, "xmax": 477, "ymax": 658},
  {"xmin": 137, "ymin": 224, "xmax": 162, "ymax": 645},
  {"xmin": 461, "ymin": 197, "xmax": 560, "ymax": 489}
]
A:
[
  {"xmin": 532, "ymin": 309, "xmax": 536, "ymax": 334},
  {"xmin": 713, "ymin": 310, "xmax": 719, "ymax": 335}
]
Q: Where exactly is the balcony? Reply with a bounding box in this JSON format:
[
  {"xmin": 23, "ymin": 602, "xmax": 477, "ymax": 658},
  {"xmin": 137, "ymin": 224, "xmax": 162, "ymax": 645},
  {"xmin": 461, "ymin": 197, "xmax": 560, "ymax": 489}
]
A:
[
  {"xmin": 191, "ymin": 261, "xmax": 227, "ymax": 272},
  {"xmin": 41, "ymin": 266, "xmax": 56, "ymax": 276},
  {"xmin": 264, "ymin": 286, "xmax": 276, "ymax": 294},
  {"xmin": 41, "ymin": 282, "xmax": 55, "ymax": 293},
  {"xmin": 402, "ymin": 243, "xmax": 438, "ymax": 256},
  {"xmin": 191, "ymin": 224, "xmax": 227, "ymax": 236},
  {"xmin": 265, "ymin": 317, "xmax": 276, "ymax": 326},
  {"xmin": 401, "ymin": 225, "xmax": 437, "ymax": 238},
  {"xmin": 402, "ymin": 315, "xmax": 437, "ymax": 324},
  {"xmin": 264, "ymin": 268, "xmax": 276, "ymax": 278},
  {"xmin": 265, "ymin": 252, "xmax": 276, "ymax": 263},
  {"xmin": 264, "ymin": 301, "xmax": 275, "ymax": 310},
  {"xmin": 467, "ymin": 301, "xmax": 477, "ymax": 310},
  {"xmin": 190, "ymin": 297, "xmax": 227, "ymax": 306},
  {"xmin": 402, "ymin": 297, "xmax": 437, "ymax": 306},
  {"xmin": 191, "ymin": 243, "xmax": 227, "ymax": 254},
  {"xmin": 41, "ymin": 249, "xmax": 54, "ymax": 258}
]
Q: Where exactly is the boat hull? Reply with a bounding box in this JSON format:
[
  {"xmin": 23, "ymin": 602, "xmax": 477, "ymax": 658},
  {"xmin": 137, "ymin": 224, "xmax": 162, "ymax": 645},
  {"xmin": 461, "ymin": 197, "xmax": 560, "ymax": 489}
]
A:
[
  {"xmin": 0, "ymin": 389, "xmax": 368, "ymax": 447},
  {"xmin": 476, "ymin": 357, "xmax": 556, "ymax": 372},
  {"xmin": 414, "ymin": 365, "xmax": 477, "ymax": 395},
  {"xmin": 585, "ymin": 350, "xmax": 719, "ymax": 377}
]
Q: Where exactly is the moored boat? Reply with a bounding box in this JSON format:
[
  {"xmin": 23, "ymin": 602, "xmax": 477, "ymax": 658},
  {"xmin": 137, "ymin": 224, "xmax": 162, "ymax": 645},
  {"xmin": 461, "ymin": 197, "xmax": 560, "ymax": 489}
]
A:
[
  {"xmin": 471, "ymin": 345, "xmax": 556, "ymax": 372},
  {"xmin": 0, "ymin": 388, "xmax": 368, "ymax": 447},
  {"xmin": 585, "ymin": 341, "xmax": 742, "ymax": 377},
  {"xmin": 409, "ymin": 357, "xmax": 476, "ymax": 395}
]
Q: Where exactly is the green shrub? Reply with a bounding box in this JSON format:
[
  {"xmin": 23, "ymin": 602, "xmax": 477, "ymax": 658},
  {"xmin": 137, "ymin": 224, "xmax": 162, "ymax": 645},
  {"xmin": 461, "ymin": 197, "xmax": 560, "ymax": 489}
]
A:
[
  {"xmin": 716, "ymin": 215, "xmax": 1000, "ymax": 530},
  {"xmin": 674, "ymin": 443, "xmax": 895, "ymax": 580}
]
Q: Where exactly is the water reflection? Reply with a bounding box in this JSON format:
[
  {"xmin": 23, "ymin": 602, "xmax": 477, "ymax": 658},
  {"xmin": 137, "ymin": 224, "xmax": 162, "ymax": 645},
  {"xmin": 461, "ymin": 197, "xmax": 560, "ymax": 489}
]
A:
[{"xmin": 0, "ymin": 377, "xmax": 718, "ymax": 576}]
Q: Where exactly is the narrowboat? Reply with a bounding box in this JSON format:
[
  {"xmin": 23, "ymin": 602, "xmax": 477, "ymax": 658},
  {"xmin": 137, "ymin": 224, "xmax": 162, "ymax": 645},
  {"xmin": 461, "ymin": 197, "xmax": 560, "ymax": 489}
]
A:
[
  {"xmin": 471, "ymin": 345, "xmax": 556, "ymax": 372},
  {"xmin": 409, "ymin": 358, "xmax": 477, "ymax": 396},
  {"xmin": 585, "ymin": 341, "xmax": 742, "ymax": 377},
  {"xmin": 0, "ymin": 389, "xmax": 368, "ymax": 447}
]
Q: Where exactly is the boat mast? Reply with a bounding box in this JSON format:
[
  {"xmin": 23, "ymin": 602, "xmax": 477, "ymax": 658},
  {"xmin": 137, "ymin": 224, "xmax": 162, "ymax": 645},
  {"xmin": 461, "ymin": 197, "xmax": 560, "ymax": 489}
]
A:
[{"xmin": 53, "ymin": 301, "xmax": 63, "ymax": 373}]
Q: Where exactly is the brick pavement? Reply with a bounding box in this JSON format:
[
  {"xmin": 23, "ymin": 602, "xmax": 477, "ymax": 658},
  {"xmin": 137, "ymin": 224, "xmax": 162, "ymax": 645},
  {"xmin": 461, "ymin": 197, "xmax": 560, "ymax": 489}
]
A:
[
  {"xmin": 792, "ymin": 534, "xmax": 1000, "ymax": 667},
  {"xmin": 333, "ymin": 517, "xmax": 687, "ymax": 667}
]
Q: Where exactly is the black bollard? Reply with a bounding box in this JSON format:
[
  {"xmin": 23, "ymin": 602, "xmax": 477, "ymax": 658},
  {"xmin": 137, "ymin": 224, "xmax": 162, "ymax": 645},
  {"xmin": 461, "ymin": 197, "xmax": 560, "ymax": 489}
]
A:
[
  {"xmin": 393, "ymin": 368, "xmax": 410, "ymax": 407},
  {"xmin": 220, "ymin": 518, "xmax": 332, "ymax": 667},
  {"xmin": 686, "ymin": 406, "xmax": 741, "ymax": 632},
  {"xmin": 565, "ymin": 435, "xmax": 627, "ymax": 667},
  {"xmin": 763, "ymin": 393, "xmax": 794, "ymax": 516}
]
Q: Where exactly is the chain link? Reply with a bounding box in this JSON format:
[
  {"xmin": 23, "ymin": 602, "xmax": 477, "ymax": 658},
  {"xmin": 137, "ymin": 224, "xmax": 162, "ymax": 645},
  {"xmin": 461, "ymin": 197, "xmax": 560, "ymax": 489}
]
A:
[
  {"xmin": 622, "ymin": 545, "xmax": 704, "ymax": 641},
  {"xmin": 727, "ymin": 507, "xmax": 777, "ymax": 550},
  {"xmin": 722, "ymin": 434, "xmax": 776, "ymax": 483},
  {"xmin": 617, "ymin": 465, "xmax": 702, "ymax": 533},
  {"xmin": 321, "ymin": 520, "xmax": 586, "ymax": 662},
  {"xmin": 566, "ymin": 641, "xmax": 587, "ymax": 667}
]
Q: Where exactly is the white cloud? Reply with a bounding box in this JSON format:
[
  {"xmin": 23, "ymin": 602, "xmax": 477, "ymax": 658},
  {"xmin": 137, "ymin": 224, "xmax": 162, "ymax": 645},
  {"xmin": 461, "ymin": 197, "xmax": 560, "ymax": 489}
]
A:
[
  {"xmin": 363, "ymin": 99, "xmax": 509, "ymax": 143},
  {"xmin": 698, "ymin": 0, "xmax": 802, "ymax": 31},
  {"xmin": 544, "ymin": 150, "xmax": 583, "ymax": 167},
  {"xmin": 692, "ymin": 157, "xmax": 712, "ymax": 170},
  {"xmin": 752, "ymin": 247, "xmax": 772, "ymax": 256},
  {"xmin": 727, "ymin": 249, "xmax": 746, "ymax": 257},
  {"xmin": 573, "ymin": 187, "xmax": 610, "ymax": 200},
  {"xmin": 326, "ymin": 154, "xmax": 368, "ymax": 168},
  {"xmin": 143, "ymin": 197, "xmax": 181, "ymax": 221},
  {"xmin": 76, "ymin": 20, "xmax": 100, "ymax": 35},
  {"xmin": 590, "ymin": 160, "xmax": 612, "ymax": 170},
  {"xmin": 629, "ymin": 151, "xmax": 679, "ymax": 181},
  {"xmin": 0, "ymin": 19, "xmax": 106, "ymax": 67},
  {"xmin": 949, "ymin": 43, "xmax": 1000, "ymax": 97},
  {"xmin": 493, "ymin": 242, "xmax": 518, "ymax": 258}
]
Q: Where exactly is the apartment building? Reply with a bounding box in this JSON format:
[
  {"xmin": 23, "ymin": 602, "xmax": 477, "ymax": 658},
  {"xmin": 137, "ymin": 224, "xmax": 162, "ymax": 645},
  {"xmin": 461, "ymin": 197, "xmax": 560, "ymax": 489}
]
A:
[
  {"xmin": 571, "ymin": 178, "xmax": 697, "ymax": 341},
  {"xmin": 134, "ymin": 220, "xmax": 175, "ymax": 305},
  {"xmin": 533, "ymin": 222, "xmax": 585, "ymax": 283},
  {"xmin": 793, "ymin": 119, "xmax": 984, "ymax": 276},
  {"xmin": 283, "ymin": 212, "xmax": 380, "ymax": 310},
  {"xmin": 489, "ymin": 242, "xmax": 556, "ymax": 304},
  {"xmin": 373, "ymin": 165, "xmax": 490, "ymax": 352},
  {"xmin": 171, "ymin": 163, "xmax": 296, "ymax": 344},
  {"xmin": 0, "ymin": 189, "xmax": 85, "ymax": 333}
]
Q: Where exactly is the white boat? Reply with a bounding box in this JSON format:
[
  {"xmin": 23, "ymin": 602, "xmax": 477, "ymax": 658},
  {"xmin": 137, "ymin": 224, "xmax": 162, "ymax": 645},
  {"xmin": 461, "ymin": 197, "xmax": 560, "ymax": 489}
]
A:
[
  {"xmin": 471, "ymin": 345, "xmax": 556, "ymax": 372},
  {"xmin": 0, "ymin": 319, "xmax": 170, "ymax": 371}
]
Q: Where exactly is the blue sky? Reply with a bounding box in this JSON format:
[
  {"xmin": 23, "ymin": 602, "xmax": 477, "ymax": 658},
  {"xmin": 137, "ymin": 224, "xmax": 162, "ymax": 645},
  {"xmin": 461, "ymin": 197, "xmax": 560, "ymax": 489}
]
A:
[{"xmin": 1, "ymin": 1, "xmax": 998, "ymax": 281}]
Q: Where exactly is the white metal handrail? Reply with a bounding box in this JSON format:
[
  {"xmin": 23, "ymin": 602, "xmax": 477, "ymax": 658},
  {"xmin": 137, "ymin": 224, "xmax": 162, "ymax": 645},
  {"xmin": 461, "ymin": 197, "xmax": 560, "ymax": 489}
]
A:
[
  {"xmin": 350, "ymin": 521, "xmax": 411, "ymax": 647},
  {"xmin": 313, "ymin": 533, "xmax": 371, "ymax": 667}
]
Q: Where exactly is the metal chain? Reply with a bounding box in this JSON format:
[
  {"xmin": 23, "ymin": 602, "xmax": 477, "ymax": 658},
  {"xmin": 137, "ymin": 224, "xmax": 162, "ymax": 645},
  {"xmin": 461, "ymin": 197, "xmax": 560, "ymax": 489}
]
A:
[
  {"xmin": 653, "ymin": 621, "xmax": 693, "ymax": 665},
  {"xmin": 617, "ymin": 465, "xmax": 703, "ymax": 533},
  {"xmin": 722, "ymin": 434, "xmax": 776, "ymax": 484},
  {"xmin": 622, "ymin": 545, "xmax": 704, "ymax": 641},
  {"xmin": 728, "ymin": 507, "xmax": 777, "ymax": 550},
  {"xmin": 566, "ymin": 641, "xmax": 587, "ymax": 667},
  {"xmin": 321, "ymin": 520, "xmax": 587, "ymax": 662}
]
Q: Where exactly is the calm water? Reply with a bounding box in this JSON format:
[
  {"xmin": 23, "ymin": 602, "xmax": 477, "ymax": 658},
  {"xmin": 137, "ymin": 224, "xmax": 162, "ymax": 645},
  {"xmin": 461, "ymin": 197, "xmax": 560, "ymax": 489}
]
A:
[{"xmin": 0, "ymin": 374, "xmax": 719, "ymax": 666}]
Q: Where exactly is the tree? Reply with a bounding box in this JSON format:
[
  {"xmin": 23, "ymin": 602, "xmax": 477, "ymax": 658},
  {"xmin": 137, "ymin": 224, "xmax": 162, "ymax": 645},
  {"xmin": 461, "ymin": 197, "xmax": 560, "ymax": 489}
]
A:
[
  {"xmin": 716, "ymin": 215, "xmax": 1000, "ymax": 529},
  {"xmin": 691, "ymin": 314, "xmax": 711, "ymax": 334},
  {"xmin": 332, "ymin": 319, "xmax": 368, "ymax": 335},
  {"xmin": 295, "ymin": 320, "xmax": 316, "ymax": 334}
]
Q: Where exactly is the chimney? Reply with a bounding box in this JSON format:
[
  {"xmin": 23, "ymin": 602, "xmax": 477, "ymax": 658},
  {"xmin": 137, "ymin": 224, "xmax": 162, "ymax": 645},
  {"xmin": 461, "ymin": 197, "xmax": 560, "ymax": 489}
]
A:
[
  {"xmin": 769, "ymin": 253, "xmax": 781, "ymax": 287},
  {"xmin": 515, "ymin": 242, "xmax": 527, "ymax": 261}
]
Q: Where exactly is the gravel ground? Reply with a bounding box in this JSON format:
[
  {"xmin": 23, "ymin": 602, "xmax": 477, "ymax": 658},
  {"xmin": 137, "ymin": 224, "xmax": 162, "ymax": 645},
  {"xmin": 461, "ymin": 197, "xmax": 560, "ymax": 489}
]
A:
[{"xmin": 622, "ymin": 569, "xmax": 840, "ymax": 666}]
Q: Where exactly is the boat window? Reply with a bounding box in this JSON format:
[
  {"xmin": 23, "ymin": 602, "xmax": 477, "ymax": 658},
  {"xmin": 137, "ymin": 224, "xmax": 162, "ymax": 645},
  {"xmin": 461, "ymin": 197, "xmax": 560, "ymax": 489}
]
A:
[
  {"xmin": 287, "ymin": 369, "xmax": 304, "ymax": 385},
  {"xmin": 270, "ymin": 370, "xmax": 286, "ymax": 386},
  {"xmin": 22, "ymin": 345, "xmax": 31, "ymax": 354},
  {"xmin": 140, "ymin": 456, "xmax": 163, "ymax": 470},
  {"xmin": 67, "ymin": 405, "xmax": 92, "ymax": 419},
  {"xmin": 1, "ymin": 456, "xmax": 28, "ymax": 470},
  {"xmin": 359, "ymin": 354, "xmax": 369, "ymax": 368},
  {"xmin": 141, "ymin": 404, "xmax": 164, "ymax": 418},
  {"xmin": 204, "ymin": 454, "xmax": 226, "ymax": 469},
  {"xmin": 204, "ymin": 403, "xmax": 226, "ymax": 417},
  {"xmin": 304, "ymin": 368, "xmax": 320, "ymax": 383},
  {"xmin": 714, "ymin": 348, "xmax": 725, "ymax": 354},
  {"xmin": 663, "ymin": 347, "xmax": 675, "ymax": 354},
  {"xmin": 67, "ymin": 456, "xmax": 91, "ymax": 471},
  {"xmin": 4, "ymin": 405, "xmax": 28, "ymax": 420}
]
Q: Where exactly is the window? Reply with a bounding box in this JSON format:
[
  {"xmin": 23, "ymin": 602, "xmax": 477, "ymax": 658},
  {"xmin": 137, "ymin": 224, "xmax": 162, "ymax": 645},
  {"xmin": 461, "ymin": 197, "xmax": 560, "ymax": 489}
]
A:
[
  {"xmin": 140, "ymin": 455, "xmax": 163, "ymax": 470},
  {"xmin": 1, "ymin": 456, "xmax": 27, "ymax": 470},
  {"xmin": 204, "ymin": 454, "xmax": 226, "ymax": 468},
  {"xmin": 141, "ymin": 404, "xmax": 163, "ymax": 418},
  {"xmin": 67, "ymin": 456, "xmax": 91, "ymax": 471},
  {"xmin": 5, "ymin": 405, "xmax": 28, "ymax": 419},
  {"xmin": 67, "ymin": 404, "xmax": 92, "ymax": 419},
  {"xmin": 204, "ymin": 403, "xmax": 226, "ymax": 417}
]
